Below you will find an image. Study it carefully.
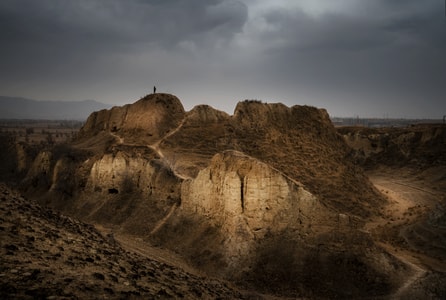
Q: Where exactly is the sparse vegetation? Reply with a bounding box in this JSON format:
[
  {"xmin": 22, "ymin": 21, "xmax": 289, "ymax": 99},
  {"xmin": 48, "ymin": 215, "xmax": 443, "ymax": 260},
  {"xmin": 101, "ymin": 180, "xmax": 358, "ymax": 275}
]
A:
[
  {"xmin": 1, "ymin": 94, "xmax": 445, "ymax": 299},
  {"xmin": 243, "ymin": 99, "xmax": 263, "ymax": 104},
  {"xmin": 0, "ymin": 119, "xmax": 82, "ymax": 145}
]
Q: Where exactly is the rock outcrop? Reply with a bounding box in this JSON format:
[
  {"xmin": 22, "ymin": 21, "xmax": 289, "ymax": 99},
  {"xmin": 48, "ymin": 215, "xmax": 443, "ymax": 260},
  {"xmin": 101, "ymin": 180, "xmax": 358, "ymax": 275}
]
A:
[
  {"xmin": 12, "ymin": 93, "xmax": 409, "ymax": 298},
  {"xmin": 78, "ymin": 147, "xmax": 181, "ymax": 235},
  {"xmin": 159, "ymin": 100, "xmax": 384, "ymax": 217},
  {"xmin": 79, "ymin": 93, "xmax": 186, "ymax": 145},
  {"xmin": 339, "ymin": 124, "xmax": 446, "ymax": 168},
  {"xmin": 181, "ymin": 150, "xmax": 335, "ymax": 270},
  {"xmin": 186, "ymin": 104, "xmax": 231, "ymax": 125},
  {"xmin": 0, "ymin": 137, "xmax": 40, "ymax": 182}
]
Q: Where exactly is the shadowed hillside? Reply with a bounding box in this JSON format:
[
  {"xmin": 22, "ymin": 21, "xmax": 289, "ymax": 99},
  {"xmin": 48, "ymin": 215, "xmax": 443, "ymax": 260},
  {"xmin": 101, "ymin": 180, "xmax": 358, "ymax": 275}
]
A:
[
  {"xmin": 0, "ymin": 183, "xmax": 247, "ymax": 299},
  {"xmin": 2, "ymin": 93, "xmax": 445, "ymax": 298},
  {"xmin": 159, "ymin": 100, "xmax": 384, "ymax": 217}
]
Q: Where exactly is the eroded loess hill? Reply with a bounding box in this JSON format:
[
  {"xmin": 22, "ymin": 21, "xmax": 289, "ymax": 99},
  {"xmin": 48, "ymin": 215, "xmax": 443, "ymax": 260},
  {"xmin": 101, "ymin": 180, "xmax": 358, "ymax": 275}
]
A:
[
  {"xmin": 338, "ymin": 124, "xmax": 446, "ymax": 169},
  {"xmin": 5, "ymin": 93, "xmax": 420, "ymax": 298},
  {"xmin": 160, "ymin": 100, "xmax": 384, "ymax": 217},
  {"xmin": 75, "ymin": 93, "xmax": 385, "ymax": 218},
  {"xmin": 77, "ymin": 93, "xmax": 186, "ymax": 149},
  {"xmin": 338, "ymin": 124, "xmax": 446, "ymax": 299}
]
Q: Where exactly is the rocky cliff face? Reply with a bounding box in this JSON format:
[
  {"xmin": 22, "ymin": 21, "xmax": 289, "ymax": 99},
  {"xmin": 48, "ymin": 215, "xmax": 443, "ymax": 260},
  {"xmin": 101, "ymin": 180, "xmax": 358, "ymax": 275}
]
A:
[
  {"xmin": 79, "ymin": 147, "xmax": 181, "ymax": 235},
  {"xmin": 181, "ymin": 150, "xmax": 335, "ymax": 270},
  {"xmin": 233, "ymin": 100, "xmax": 330, "ymax": 129},
  {"xmin": 0, "ymin": 137, "xmax": 40, "ymax": 182},
  {"xmin": 13, "ymin": 94, "xmax": 406, "ymax": 297},
  {"xmin": 339, "ymin": 124, "xmax": 446, "ymax": 168},
  {"xmin": 160, "ymin": 100, "xmax": 384, "ymax": 217},
  {"xmin": 79, "ymin": 93, "xmax": 185, "ymax": 145},
  {"xmin": 25, "ymin": 151, "xmax": 53, "ymax": 191},
  {"xmin": 185, "ymin": 104, "xmax": 231, "ymax": 125},
  {"xmin": 24, "ymin": 145, "xmax": 182, "ymax": 237},
  {"xmin": 19, "ymin": 93, "xmax": 383, "ymax": 244}
]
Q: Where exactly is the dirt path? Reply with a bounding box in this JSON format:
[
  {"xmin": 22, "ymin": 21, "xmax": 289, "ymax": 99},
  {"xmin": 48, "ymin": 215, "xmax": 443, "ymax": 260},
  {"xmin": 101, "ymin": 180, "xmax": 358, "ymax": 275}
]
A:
[
  {"xmin": 149, "ymin": 203, "xmax": 178, "ymax": 235},
  {"xmin": 366, "ymin": 173, "xmax": 437, "ymax": 232},
  {"xmin": 147, "ymin": 118, "xmax": 191, "ymax": 180},
  {"xmin": 393, "ymin": 254, "xmax": 426, "ymax": 299},
  {"xmin": 149, "ymin": 117, "xmax": 187, "ymax": 156},
  {"xmin": 109, "ymin": 131, "xmax": 124, "ymax": 144},
  {"xmin": 367, "ymin": 171, "xmax": 445, "ymax": 297},
  {"xmin": 157, "ymin": 117, "xmax": 187, "ymax": 146},
  {"xmin": 108, "ymin": 119, "xmax": 191, "ymax": 180}
]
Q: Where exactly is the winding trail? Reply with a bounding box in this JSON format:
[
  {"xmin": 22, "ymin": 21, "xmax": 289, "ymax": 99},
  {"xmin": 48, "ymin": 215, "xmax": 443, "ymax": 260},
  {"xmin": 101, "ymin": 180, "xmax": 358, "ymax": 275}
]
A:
[
  {"xmin": 367, "ymin": 172, "xmax": 443, "ymax": 298},
  {"xmin": 109, "ymin": 118, "xmax": 191, "ymax": 180},
  {"xmin": 149, "ymin": 203, "xmax": 178, "ymax": 236},
  {"xmin": 386, "ymin": 180, "xmax": 438, "ymax": 196},
  {"xmin": 109, "ymin": 132, "xmax": 124, "ymax": 144},
  {"xmin": 147, "ymin": 117, "xmax": 191, "ymax": 180},
  {"xmin": 148, "ymin": 116, "xmax": 188, "ymax": 155},
  {"xmin": 393, "ymin": 256, "xmax": 426, "ymax": 299},
  {"xmin": 155, "ymin": 117, "xmax": 188, "ymax": 147}
]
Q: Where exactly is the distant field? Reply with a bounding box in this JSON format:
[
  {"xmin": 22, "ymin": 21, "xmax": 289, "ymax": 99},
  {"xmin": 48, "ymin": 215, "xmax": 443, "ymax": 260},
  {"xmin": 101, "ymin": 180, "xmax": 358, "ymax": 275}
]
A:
[{"xmin": 0, "ymin": 119, "xmax": 83, "ymax": 145}]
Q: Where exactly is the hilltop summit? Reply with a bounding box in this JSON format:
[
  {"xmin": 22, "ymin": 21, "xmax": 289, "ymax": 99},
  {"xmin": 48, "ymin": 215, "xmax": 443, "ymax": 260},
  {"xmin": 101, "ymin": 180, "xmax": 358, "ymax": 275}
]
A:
[
  {"xmin": 79, "ymin": 93, "xmax": 185, "ymax": 144},
  {"xmin": 12, "ymin": 93, "xmax": 413, "ymax": 298},
  {"xmin": 76, "ymin": 95, "xmax": 383, "ymax": 216}
]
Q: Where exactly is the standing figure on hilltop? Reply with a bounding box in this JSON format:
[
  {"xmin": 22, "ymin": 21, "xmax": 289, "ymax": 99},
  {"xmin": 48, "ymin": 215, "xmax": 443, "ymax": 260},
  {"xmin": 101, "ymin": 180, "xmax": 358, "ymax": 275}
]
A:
[{"xmin": 153, "ymin": 86, "xmax": 156, "ymax": 94}]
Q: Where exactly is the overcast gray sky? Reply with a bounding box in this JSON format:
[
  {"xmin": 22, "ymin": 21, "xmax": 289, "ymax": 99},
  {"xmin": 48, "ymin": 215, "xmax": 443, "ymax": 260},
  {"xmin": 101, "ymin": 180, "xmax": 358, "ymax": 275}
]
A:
[{"xmin": 1, "ymin": 0, "xmax": 445, "ymax": 118}]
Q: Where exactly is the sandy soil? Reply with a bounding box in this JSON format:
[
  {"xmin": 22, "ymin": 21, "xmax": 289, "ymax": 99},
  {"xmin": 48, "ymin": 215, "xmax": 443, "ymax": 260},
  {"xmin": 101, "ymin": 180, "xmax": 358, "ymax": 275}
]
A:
[
  {"xmin": 88, "ymin": 167, "xmax": 446, "ymax": 299},
  {"xmin": 95, "ymin": 223, "xmax": 203, "ymax": 277},
  {"xmin": 0, "ymin": 184, "xmax": 251, "ymax": 299},
  {"xmin": 94, "ymin": 224, "xmax": 290, "ymax": 299},
  {"xmin": 366, "ymin": 170, "xmax": 436, "ymax": 232},
  {"xmin": 367, "ymin": 168, "xmax": 446, "ymax": 298}
]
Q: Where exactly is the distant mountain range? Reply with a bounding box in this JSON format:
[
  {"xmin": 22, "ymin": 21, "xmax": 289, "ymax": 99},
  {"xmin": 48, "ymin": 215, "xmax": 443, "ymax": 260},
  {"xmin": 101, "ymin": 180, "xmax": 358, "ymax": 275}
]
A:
[{"xmin": 0, "ymin": 96, "xmax": 111, "ymax": 120}]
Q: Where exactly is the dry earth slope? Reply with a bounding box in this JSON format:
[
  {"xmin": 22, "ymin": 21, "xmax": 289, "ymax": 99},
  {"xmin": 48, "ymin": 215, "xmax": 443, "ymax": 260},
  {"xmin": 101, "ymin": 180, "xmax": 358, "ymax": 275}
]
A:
[
  {"xmin": 4, "ymin": 93, "xmax": 439, "ymax": 298},
  {"xmin": 0, "ymin": 183, "xmax": 247, "ymax": 299}
]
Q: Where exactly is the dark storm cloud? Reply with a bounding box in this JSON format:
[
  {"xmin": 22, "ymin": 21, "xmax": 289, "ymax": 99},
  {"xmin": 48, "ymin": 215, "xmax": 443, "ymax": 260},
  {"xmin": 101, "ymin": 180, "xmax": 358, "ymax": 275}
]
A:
[
  {"xmin": 256, "ymin": 1, "xmax": 444, "ymax": 54},
  {"xmin": 0, "ymin": 0, "xmax": 248, "ymax": 106},
  {"xmin": 0, "ymin": 0, "xmax": 247, "ymax": 73},
  {"xmin": 0, "ymin": 0, "xmax": 247, "ymax": 46},
  {"xmin": 0, "ymin": 0, "xmax": 444, "ymax": 118},
  {"xmin": 244, "ymin": 1, "xmax": 446, "ymax": 117}
]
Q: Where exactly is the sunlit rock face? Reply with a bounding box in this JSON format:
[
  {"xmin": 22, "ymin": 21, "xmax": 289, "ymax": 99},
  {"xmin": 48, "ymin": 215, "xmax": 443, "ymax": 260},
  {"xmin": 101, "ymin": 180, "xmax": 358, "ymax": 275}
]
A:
[
  {"xmin": 7, "ymin": 93, "xmax": 423, "ymax": 298},
  {"xmin": 58, "ymin": 150, "xmax": 182, "ymax": 236},
  {"xmin": 181, "ymin": 150, "xmax": 334, "ymax": 268},
  {"xmin": 86, "ymin": 151, "xmax": 179, "ymax": 199},
  {"xmin": 78, "ymin": 93, "xmax": 186, "ymax": 145}
]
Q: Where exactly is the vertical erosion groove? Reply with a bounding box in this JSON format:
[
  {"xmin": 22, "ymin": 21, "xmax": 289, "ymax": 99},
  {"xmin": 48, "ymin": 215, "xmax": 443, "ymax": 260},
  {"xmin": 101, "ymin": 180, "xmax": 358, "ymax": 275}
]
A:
[{"xmin": 240, "ymin": 176, "xmax": 245, "ymax": 213}]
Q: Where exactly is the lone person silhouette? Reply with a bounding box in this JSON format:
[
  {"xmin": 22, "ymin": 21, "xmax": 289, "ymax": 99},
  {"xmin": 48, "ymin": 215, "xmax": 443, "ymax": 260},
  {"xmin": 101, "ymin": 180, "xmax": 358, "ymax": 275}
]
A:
[{"xmin": 153, "ymin": 86, "xmax": 156, "ymax": 94}]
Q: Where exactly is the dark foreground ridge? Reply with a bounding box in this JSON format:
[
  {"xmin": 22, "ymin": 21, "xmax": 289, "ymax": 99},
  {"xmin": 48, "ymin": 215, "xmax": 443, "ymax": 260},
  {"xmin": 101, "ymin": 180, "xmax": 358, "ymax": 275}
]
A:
[
  {"xmin": 0, "ymin": 183, "xmax": 245, "ymax": 299},
  {"xmin": 1, "ymin": 93, "xmax": 445, "ymax": 298}
]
